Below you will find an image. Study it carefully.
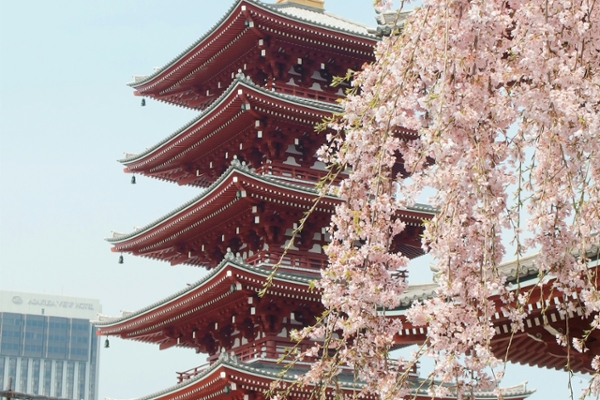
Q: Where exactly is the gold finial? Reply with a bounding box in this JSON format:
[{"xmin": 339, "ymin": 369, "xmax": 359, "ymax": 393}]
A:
[{"xmin": 275, "ymin": 0, "xmax": 325, "ymax": 10}]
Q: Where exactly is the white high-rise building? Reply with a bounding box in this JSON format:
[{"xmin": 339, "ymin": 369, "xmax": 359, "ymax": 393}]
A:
[{"xmin": 0, "ymin": 290, "xmax": 101, "ymax": 400}]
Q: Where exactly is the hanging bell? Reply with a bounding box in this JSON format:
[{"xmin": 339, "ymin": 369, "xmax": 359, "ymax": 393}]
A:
[
  {"xmin": 141, "ymin": 98, "xmax": 146, "ymax": 107},
  {"xmin": 131, "ymin": 175, "xmax": 136, "ymax": 185},
  {"xmin": 104, "ymin": 338, "xmax": 110, "ymax": 348},
  {"xmin": 118, "ymin": 254, "xmax": 124, "ymax": 264}
]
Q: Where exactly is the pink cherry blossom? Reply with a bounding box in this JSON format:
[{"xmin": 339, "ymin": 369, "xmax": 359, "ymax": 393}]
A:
[{"xmin": 297, "ymin": 0, "xmax": 600, "ymax": 397}]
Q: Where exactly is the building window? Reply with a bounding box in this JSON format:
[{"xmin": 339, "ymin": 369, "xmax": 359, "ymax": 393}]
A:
[
  {"xmin": 46, "ymin": 317, "xmax": 69, "ymax": 361},
  {"xmin": 24, "ymin": 315, "xmax": 45, "ymax": 358},
  {"xmin": 19, "ymin": 358, "xmax": 28, "ymax": 392},
  {"xmin": 0, "ymin": 357, "xmax": 5, "ymax": 391},
  {"xmin": 77, "ymin": 363, "xmax": 86, "ymax": 400},
  {"xmin": 0, "ymin": 313, "xmax": 23, "ymax": 356},
  {"xmin": 66, "ymin": 362, "xmax": 75, "ymax": 399},
  {"xmin": 32, "ymin": 359, "xmax": 41, "ymax": 395},
  {"xmin": 43, "ymin": 360, "xmax": 52, "ymax": 396},
  {"xmin": 54, "ymin": 360, "xmax": 63, "ymax": 397},
  {"xmin": 7, "ymin": 358, "xmax": 17, "ymax": 389},
  {"xmin": 68, "ymin": 319, "xmax": 90, "ymax": 362},
  {"xmin": 88, "ymin": 332, "xmax": 98, "ymax": 399}
]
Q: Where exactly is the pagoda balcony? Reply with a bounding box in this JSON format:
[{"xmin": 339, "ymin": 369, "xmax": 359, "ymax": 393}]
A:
[
  {"xmin": 255, "ymin": 162, "xmax": 342, "ymax": 188},
  {"xmin": 276, "ymin": 83, "xmax": 342, "ymax": 103},
  {"xmin": 176, "ymin": 357, "xmax": 419, "ymax": 384},
  {"xmin": 247, "ymin": 249, "xmax": 408, "ymax": 279},
  {"xmin": 176, "ymin": 358, "xmax": 293, "ymax": 384},
  {"xmin": 176, "ymin": 363, "xmax": 210, "ymax": 383},
  {"xmin": 247, "ymin": 249, "xmax": 326, "ymax": 274}
]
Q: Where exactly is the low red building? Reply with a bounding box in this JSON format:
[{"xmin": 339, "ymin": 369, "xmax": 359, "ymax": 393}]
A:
[{"xmin": 390, "ymin": 249, "xmax": 600, "ymax": 374}]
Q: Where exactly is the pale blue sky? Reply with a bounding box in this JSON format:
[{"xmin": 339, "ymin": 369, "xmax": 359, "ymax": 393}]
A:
[{"xmin": 0, "ymin": 1, "xmax": 589, "ymax": 399}]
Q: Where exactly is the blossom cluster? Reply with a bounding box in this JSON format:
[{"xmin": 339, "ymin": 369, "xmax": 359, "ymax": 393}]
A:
[{"xmin": 299, "ymin": 0, "xmax": 600, "ymax": 397}]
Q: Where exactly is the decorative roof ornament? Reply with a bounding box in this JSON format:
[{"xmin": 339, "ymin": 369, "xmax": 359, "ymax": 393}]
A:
[
  {"xmin": 368, "ymin": 7, "xmax": 411, "ymax": 37},
  {"xmin": 235, "ymin": 252, "xmax": 244, "ymax": 263},
  {"xmin": 218, "ymin": 349, "xmax": 230, "ymax": 362},
  {"xmin": 274, "ymin": 0, "xmax": 325, "ymax": 11},
  {"xmin": 235, "ymin": 69, "xmax": 245, "ymax": 81}
]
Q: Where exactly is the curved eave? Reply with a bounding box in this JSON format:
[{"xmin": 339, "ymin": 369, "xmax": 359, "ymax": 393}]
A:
[
  {"xmin": 134, "ymin": 361, "xmax": 227, "ymax": 400},
  {"xmin": 107, "ymin": 164, "xmax": 339, "ymax": 248},
  {"xmin": 390, "ymin": 258, "xmax": 600, "ymax": 372},
  {"xmin": 386, "ymin": 270, "xmax": 542, "ymax": 319},
  {"xmin": 119, "ymin": 358, "xmax": 533, "ymax": 400},
  {"xmin": 491, "ymin": 332, "xmax": 596, "ymax": 374},
  {"xmin": 396, "ymin": 203, "xmax": 436, "ymax": 226},
  {"xmin": 129, "ymin": 0, "xmax": 376, "ymax": 94},
  {"xmin": 120, "ymin": 78, "xmax": 341, "ymax": 172},
  {"xmin": 108, "ymin": 164, "xmax": 435, "ymax": 258},
  {"xmin": 489, "ymin": 299, "xmax": 598, "ymax": 373},
  {"xmin": 94, "ymin": 258, "xmax": 317, "ymax": 338},
  {"xmin": 128, "ymin": 0, "xmax": 245, "ymax": 90},
  {"xmin": 388, "ymin": 265, "xmax": 596, "ymax": 319}
]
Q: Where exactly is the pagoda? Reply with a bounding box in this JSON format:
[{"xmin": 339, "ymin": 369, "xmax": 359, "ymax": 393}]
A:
[{"xmin": 95, "ymin": 1, "xmax": 533, "ymax": 399}]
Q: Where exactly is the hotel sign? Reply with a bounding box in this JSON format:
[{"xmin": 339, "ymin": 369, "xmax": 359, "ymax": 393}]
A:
[
  {"xmin": 15, "ymin": 298, "xmax": 96, "ymax": 310},
  {"xmin": 29, "ymin": 299, "xmax": 95, "ymax": 310}
]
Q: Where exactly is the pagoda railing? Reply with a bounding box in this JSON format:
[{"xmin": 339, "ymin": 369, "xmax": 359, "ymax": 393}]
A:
[
  {"xmin": 245, "ymin": 250, "xmax": 407, "ymax": 279},
  {"xmin": 277, "ymin": 83, "xmax": 341, "ymax": 103},
  {"xmin": 256, "ymin": 163, "xmax": 326, "ymax": 186},
  {"xmin": 176, "ymin": 357, "xmax": 418, "ymax": 383},
  {"xmin": 236, "ymin": 344, "xmax": 266, "ymax": 362},
  {"xmin": 245, "ymin": 249, "xmax": 326, "ymax": 274},
  {"xmin": 176, "ymin": 363, "xmax": 210, "ymax": 383}
]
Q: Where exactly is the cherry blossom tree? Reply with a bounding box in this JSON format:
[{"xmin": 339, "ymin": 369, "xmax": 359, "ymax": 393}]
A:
[{"xmin": 288, "ymin": 0, "xmax": 599, "ymax": 398}]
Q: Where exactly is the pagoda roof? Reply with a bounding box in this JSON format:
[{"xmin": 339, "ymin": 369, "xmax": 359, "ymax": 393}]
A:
[
  {"xmin": 94, "ymin": 255, "xmax": 319, "ymax": 341},
  {"xmin": 129, "ymin": 0, "xmax": 376, "ymax": 108},
  {"xmin": 108, "ymin": 161, "xmax": 435, "ymax": 260},
  {"xmin": 118, "ymin": 354, "xmax": 533, "ymax": 400},
  {"xmin": 120, "ymin": 77, "xmax": 340, "ymax": 183},
  {"xmin": 108, "ymin": 161, "xmax": 337, "ymax": 248}
]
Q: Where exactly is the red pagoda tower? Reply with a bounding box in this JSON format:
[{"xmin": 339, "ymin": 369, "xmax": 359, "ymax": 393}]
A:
[{"xmin": 95, "ymin": 1, "xmax": 534, "ymax": 399}]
